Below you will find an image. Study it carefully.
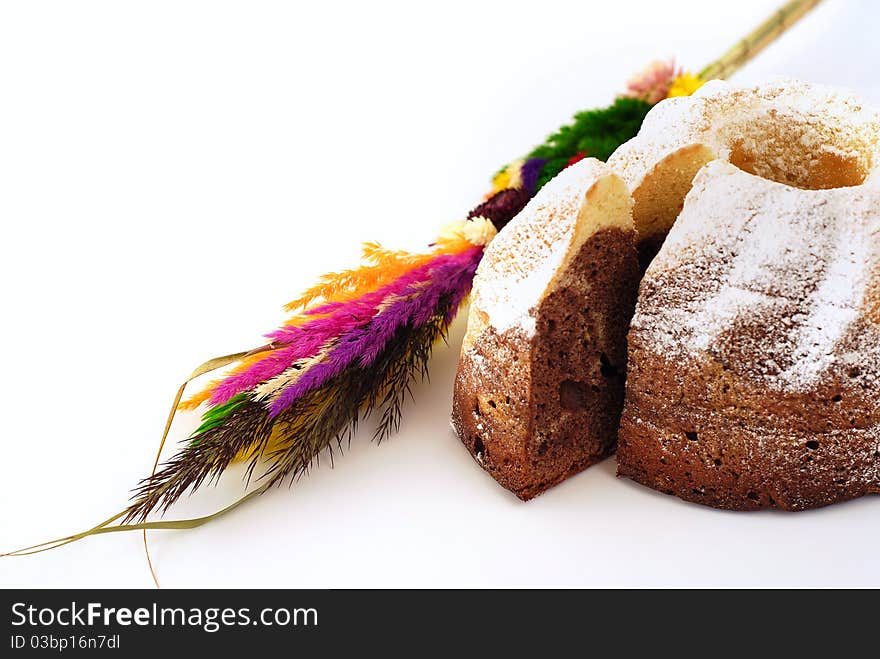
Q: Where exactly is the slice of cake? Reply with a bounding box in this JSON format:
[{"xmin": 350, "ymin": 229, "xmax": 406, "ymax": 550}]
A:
[{"xmin": 451, "ymin": 159, "xmax": 640, "ymax": 500}]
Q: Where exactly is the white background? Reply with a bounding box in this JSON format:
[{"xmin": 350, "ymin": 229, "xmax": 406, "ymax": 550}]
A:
[{"xmin": 1, "ymin": 0, "xmax": 878, "ymax": 588}]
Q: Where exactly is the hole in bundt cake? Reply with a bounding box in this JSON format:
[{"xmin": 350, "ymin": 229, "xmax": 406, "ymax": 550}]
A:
[
  {"xmin": 488, "ymin": 399, "xmax": 497, "ymax": 409},
  {"xmin": 558, "ymin": 379, "xmax": 588, "ymax": 411},
  {"xmin": 473, "ymin": 436, "xmax": 485, "ymax": 458},
  {"xmin": 599, "ymin": 353, "xmax": 619, "ymax": 378},
  {"xmin": 831, "ymin": 394, "xmax": 843, "ymax": 403},
  {"xmin": 616, "ymin": 95, "xmax": 876, "ymax": 273},
  {"xmin": 806, "ymin": 440, "xmax": 820, "ymax": 451},
  {"xmin": 747, "ymin": 491, "xmax": 760, "ymax": 501},
  {"xmin": 685, "ymin": 431, "xmax": 699, "ymax": 442},
  {"xmin": 847, "ymin": 366, "xmax": 861, "ymax": 378},
  {"xmin": 714, "ymin": 458, "xmax": 722, "ymax": 467},
  {"xmin": 727, "ymin": 129, "xmax": 869, "ymax": 191}
]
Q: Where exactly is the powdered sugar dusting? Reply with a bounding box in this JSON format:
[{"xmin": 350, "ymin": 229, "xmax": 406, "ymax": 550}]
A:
[
  {"xmin": 782, "ymin": 227, "xmax": 866, "ymax": 386},
  {"xmin": 468, "ymin": 158, "xmax": 611, "ymax": 336},
  {"xmin": 634, "ymin": 161, "xmax": 880, "ymax": 393},
  {"xmin": 610, "ymin": 78, "xmax": 880, "ymax": 195}
]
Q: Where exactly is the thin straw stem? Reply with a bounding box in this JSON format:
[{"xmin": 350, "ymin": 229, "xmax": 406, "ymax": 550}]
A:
[{"xmin": 700, "ymin": 0, "xmax": 823, "ymax": 81}]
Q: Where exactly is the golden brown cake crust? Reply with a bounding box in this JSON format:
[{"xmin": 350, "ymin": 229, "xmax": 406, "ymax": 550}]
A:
[{"xmin": 618, "ymin": 354, "xmax": 880, "ymax": 511}]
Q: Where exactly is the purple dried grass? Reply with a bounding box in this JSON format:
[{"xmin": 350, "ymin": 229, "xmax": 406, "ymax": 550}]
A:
[
  {"xmin": 208, "ymin": 246, "xmax": 481, "ymax": 407},
  {"xmin": 267, "ymin": 246, "xmax": 481, "ymax": 416}
]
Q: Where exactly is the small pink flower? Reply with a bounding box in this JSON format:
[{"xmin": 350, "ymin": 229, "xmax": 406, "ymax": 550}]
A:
[{"xmin": 622, "ymin": 59, "xmax": 681, "ymax": 105}]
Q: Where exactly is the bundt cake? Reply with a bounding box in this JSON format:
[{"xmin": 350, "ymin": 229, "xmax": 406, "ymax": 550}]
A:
[
  {"xmin": 614, "ymin": 80, "xmax": 880, "ymax": 511},
  {"xmin": 451, "ymin": 159, "xmax": 640, "ymax": 500},
  {"xmin": 454, "ymin": 78, "xmax": 880, "ymax": 510}
]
